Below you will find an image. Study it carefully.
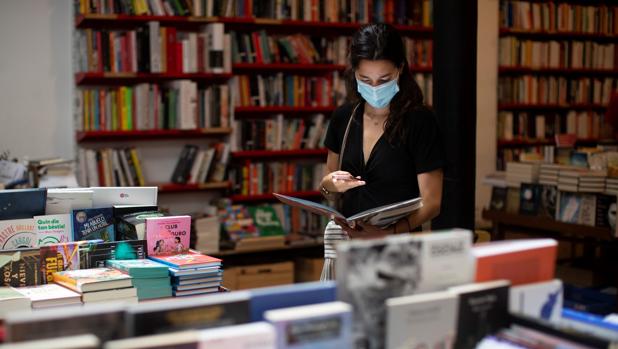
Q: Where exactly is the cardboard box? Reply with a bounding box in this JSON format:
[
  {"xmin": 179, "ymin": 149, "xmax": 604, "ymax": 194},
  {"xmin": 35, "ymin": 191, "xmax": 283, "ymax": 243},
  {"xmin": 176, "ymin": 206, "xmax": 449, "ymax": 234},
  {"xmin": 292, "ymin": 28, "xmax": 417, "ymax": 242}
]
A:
[
  {"xmin": 295, "ymin": 258, "xmax": 324, "ymax": 282},
  {"xmin": 223, "ymin": 261, "xmax": 294, "ymax": 290}
]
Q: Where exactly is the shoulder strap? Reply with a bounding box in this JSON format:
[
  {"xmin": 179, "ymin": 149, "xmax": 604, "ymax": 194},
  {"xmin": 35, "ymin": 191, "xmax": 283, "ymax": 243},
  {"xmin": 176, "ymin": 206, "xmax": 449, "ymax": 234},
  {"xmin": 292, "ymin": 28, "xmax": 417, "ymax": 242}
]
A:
[{"xmin": 338, "ymin": 102, "xmax": 362, "ymax": 170}]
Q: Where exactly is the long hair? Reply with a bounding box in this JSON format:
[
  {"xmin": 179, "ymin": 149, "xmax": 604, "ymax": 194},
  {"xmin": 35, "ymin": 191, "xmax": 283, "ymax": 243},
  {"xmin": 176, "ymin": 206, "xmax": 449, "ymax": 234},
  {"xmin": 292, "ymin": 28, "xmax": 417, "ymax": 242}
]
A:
[{"xmin": 345, "ymin": 23, "xmax": 426, "ymax": 144}]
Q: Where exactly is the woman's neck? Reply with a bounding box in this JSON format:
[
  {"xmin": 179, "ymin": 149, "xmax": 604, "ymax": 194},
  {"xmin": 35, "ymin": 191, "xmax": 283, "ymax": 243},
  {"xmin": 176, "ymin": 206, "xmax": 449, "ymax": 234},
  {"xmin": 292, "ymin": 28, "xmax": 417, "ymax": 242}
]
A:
[{"xmin": 364, "ymin": 102, "xmax": 389, "ymax": 120}]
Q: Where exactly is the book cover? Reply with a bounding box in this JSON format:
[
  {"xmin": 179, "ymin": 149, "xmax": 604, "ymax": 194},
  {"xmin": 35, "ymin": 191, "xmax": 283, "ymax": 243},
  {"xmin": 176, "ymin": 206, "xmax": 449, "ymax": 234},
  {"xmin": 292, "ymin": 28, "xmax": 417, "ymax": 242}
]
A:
[
  {"xmin": 248, "ymin": 281, "xmax": 337, "ymax": 322},
  {"xmin": 198, "ymin": 323, "xmax": 276, "ymax": 348},
  {"xmin": 0, "ymin": 248, "xmax": 41, "ymax": 287},
  {"xmin": 336, "ymin": 229, "xmax": 474, "ymax": 349},
  {"xmin": 34, "ymin": 214, "xmax": 72, "ymax": 246},
  {"xmin": 0, "ymin": 188, "xmax": 46, "ymax": 220},
  {"xmin": 489, "ymin": 187, "xmax": 507, "ymax": 211},
  {"xmin": 45, "ymin": 188, "xmax": 93, "ymax": 215},
  {"xmin": 13, "ymin": 283, "xmax": 81, "ymax": 308},
  {"xmin": 52, "ymin": 267, "xmax": 132, "ymax": 293},
  {"xmin": 264, "ymin": 302, "xmax": 352, "ymax": 349},
  {"xmin": 505, "ymin": 187, "xmax": 520, "ymax": 213},
  {"xmin": 578, "ymin": 194, "xmax": 597, "ymax": 227},
  {"xmin": 79, "ymin": 240, "xmax": 147, "ymax": 269},
  {"xmin": 106, "ymin": 259, "xmax": 169, "ymax": 278},
  {"xmin": 509, "ymin": 279, "xmax": 563, "ymax": 323},
  {"xmin": 72, "ymin": 207, "xmax": 115, "ymax": 242},
  {"xmin": 385, "ymin": 291, "xmax": 458, "ymax": 349},
  {"xmin": 220, "ymin": 204, "xmax": 259, "ymax": 241},
  {"xmin": 126, "ymin": 291, "xmax": 251, "ymax": 336},
  {"xmin": 116, "ymin": 210, "xmax": 163, "ymax": 241},
  {"xmin": 595, "ymin": 194, "xmax": 616, "ymax": 230},
  {"xmin": 148, "ymin": 250, "xmax": 221, "ymax": 270},
  {"xmin": 473, "ymin": 239, "xmax": 557, "ymax": 286},
  {"xmin": 0, "ymin": 218, "xmax": 37, "ymax": 250},
  {"xmin": 0, "ymin": 287, "xmax": 31, "ymax": 317},
  {"xmin": 519, "ymin": 183, "xmax": 541, "ymax": 215},
  {"xmin": 247, "ymin": 206, "xmax": 286, "ymax": 237},
  {"xmin": 145, "ymin": 215, "xmax": 191, "ymax": 256},
  {"xmin": 557, "ymin": 191, "xmax": 581, "ymax": 223},
  {"xmin": 538, "ymin": 185, "xmax": 558, "ymax": 219},
  {"xmin": 450, "ymin": 280, "xmax": 510, "ymax": 349},
  {"xmin": 103, "ymin": 330, "xmax": 200, "ymax": 349},
  {"xmin": 39, "ymin": 242, "xmax": 80, "ymax": 284}
]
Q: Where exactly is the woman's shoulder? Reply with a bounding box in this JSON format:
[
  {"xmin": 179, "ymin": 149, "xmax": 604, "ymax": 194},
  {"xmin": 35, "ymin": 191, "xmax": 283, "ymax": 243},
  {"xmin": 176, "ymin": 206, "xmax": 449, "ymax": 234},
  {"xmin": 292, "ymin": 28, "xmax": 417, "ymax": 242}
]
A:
[
  {"xmin": 332, "ymin": 102, "xmax": 360, "ymax": 122},
  {"xmin": 405, "ymin": 105, "xmax": 436, "ymax": 123}
]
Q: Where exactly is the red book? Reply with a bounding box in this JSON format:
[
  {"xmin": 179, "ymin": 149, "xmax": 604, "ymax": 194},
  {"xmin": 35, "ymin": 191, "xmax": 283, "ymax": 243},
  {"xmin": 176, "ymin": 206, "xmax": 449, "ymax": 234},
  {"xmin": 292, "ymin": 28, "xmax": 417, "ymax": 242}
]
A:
[
  {"xmin": 96, "ymin": 31, "xmax": 103, "ymax": 73},
  {"xmin": 252, "ymin": 32, "xmax": 263, "ymax": 64},
  {"xmin": 175, "ymin": 42, "xmax": 183, "ymax": 74},
  {"xmin": 99, "ymin": 89, "xmax": 106, "ymax": 130},
  {"xmin": 148, "ymin": 250, "xmax": 221, "ymax": 270},
  {"xmin": 473, "ymin": 239, "xmax": 557, "ymax": 286},
  {"xmin": 122, "ymin": 35, "xmax": 130, "ymax": 73},
  {"xmin": 166, "ymin": 28, "xmax": 177, "ymax": 73}
]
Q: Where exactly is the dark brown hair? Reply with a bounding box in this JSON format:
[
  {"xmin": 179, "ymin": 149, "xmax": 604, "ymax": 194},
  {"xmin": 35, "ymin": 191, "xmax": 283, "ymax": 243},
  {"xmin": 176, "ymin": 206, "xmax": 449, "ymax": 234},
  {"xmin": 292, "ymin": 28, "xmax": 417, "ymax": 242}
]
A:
[{"xmin": 345, "ymin": 23, "xmax": 426, "ymax": 143}]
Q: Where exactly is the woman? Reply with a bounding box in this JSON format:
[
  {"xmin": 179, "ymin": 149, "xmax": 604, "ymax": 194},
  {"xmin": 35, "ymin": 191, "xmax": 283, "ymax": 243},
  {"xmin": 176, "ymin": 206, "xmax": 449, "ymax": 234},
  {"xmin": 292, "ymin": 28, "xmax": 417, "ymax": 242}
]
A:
[{"xmin": 319, "ymin": 23, "xmax": 445, "ymax": 280}]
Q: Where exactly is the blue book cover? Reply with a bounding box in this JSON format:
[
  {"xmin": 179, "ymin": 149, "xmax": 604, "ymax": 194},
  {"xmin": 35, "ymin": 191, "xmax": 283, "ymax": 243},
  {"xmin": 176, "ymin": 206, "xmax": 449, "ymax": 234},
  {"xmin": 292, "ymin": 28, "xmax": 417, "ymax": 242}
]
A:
[
  {"xmin": 72, "ymin": 207, "xmax": 115, "ymax": 242},
  {"xmin": 0, "ymin": 188, "xmax": 46, "ymax": 220},
  {"xmin": 249, "ymin": 281, "xmax": 337, "ymax": 322}
]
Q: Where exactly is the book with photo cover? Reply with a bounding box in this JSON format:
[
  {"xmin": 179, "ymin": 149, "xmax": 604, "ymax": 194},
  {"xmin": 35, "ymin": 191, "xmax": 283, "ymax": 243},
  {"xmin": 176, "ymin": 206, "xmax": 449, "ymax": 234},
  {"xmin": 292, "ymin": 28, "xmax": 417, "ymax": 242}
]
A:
[
  {"xmin": 489, "ymin": 187, "xmax": 507, "ymax": 211},
  {"xmin": 148, "ymin": 250, "xmax": 221, "ymax": 270},
  {"xmin": 273, "ymin": 193, "xmax": 422, "ymax": 228},
  {"xmin": 519, "ymin": 183, "xmax": 541, "ymax": 215},
  {"xmin": 78, "ymin": 240, "xmax": 147, "ymax": 269},
  {"xmin": 0, "ymin": 248, "xmax": 41, "ymax": 287}
]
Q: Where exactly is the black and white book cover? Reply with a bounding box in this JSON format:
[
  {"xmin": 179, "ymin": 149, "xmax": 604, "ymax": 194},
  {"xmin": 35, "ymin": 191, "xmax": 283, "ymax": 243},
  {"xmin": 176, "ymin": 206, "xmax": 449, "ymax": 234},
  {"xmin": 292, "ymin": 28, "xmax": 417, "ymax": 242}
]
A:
[
  {"xmin": 490, "ymin": 187, "xmax": 508, "ymax": 211},
  {"xmin": 449, "ymin": 280, "xmax": 510, "ymax": 349},
  {"xmin": 538, "ymin": 185, "xmax": 557, "ymax": 219},
  {"xmin": 519, "ymin": 183, "xmax": 541, "ymax": 215},
  {"xmin": 336, "ymin": 229, "xmax": 474, "ymax": 349},
  {"xmin": 595, "ymin": 194, "xmax": 616, "ymax": 230}
]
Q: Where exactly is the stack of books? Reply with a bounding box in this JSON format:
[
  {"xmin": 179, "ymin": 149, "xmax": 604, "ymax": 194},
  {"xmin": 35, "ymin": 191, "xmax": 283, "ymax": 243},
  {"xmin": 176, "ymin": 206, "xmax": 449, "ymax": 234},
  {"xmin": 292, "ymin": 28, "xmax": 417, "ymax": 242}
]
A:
[
  {"xmin": 606, "ymin": 177, "xmax": 618, "ymax": 194},
  {"xmin": 107, "ymin": 259, "xmax": 172, "ymax": 300},
  {"xmin": 539, "ymin": 164, "xmax": 561, "ymax": 186},
  {"xmin": 52, "ymin": 268, "xmax": 137, "ymax": 304},
  {"xmin": 149, "ymin": 250, "xmax": 223, "ymax": 297},
  {"xmin": 558, "ymin": 170, "xmax": 606, "ymax": 193},
  {"xmin": 13, "ymin": 284, "xmax": 81, "ymax": 309},
  {"xmin": 506, "ymin": 162, "xmax": 540, "ymax": 187},
  {"xmin": 194, "ymin": 216, "xmax": 221, "ymax": 254},
  {"xmin": 0, "ymin": 287, "xmax": 31, "ymax": 317}
]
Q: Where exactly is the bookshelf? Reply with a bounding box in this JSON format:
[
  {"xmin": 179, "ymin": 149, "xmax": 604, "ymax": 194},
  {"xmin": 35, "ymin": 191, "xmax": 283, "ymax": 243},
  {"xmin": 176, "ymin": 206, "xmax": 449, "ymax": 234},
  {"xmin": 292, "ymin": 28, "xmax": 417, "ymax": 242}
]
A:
[
  {"xmin": 230, "ymin": 190, "xmax": 322, "ymax": 203},
  {"xmin": 76, "ymin": 128, "xmax": 232, "ymax": 142},
  {"xmin": 496, "ymin": 0, "xmax": 618, "ymax": 169}
]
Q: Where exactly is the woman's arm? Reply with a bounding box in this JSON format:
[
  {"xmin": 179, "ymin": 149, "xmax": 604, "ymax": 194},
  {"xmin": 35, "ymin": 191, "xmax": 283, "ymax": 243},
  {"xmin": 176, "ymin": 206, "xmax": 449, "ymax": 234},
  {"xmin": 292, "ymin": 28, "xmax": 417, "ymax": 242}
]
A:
[{"xmin": 320, "ymin": 150, "xmax": 366, "ymax": 201}]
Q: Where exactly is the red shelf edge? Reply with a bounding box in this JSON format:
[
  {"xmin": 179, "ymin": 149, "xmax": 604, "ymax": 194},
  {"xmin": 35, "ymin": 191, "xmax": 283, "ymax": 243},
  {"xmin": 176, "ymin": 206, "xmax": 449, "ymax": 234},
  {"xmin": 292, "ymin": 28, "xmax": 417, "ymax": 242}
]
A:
[
  {"xmin": 498, "ymin": 103, "xmax": 607, "ymax": 110},
  {"xmin": 156, "ymin": 181, "xmax": 231, "ymax": 193},
  {"xmin": 232, "ymin": 63, "xmax": 346, "ymax": 70},
  {"xmin": 230, "ymin": 149, "xmax": 328, "ymax": 158},
  {"xmin": 230, "ymin": 190, "xmax": 321, "ymax": 202},
  {"xmin": 499, "ymin": 66, "xmax": 618, "ymax": 75},
  {"xmin": 76, "ymin": 129, "xmax": 232, "ymax": 142},
  {"xmin": 75, "ymin": 72, "xmax": 233, "ymax": 84}
]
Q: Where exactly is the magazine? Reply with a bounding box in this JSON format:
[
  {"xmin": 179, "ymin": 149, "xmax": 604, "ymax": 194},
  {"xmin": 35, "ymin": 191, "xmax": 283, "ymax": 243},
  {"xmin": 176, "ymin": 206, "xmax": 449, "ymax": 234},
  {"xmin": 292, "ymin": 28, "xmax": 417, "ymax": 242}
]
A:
[{"xmin": 273, "ymin": 193, "xmax": 422, "ymax": 228}]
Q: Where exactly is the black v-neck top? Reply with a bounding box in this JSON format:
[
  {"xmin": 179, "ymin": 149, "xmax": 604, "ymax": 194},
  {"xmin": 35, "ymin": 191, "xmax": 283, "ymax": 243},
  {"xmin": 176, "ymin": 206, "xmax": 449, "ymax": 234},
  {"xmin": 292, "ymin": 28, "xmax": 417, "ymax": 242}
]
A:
[{"xmin": 323, "ymin": 102, "xmax": 445, "ymax": 217}]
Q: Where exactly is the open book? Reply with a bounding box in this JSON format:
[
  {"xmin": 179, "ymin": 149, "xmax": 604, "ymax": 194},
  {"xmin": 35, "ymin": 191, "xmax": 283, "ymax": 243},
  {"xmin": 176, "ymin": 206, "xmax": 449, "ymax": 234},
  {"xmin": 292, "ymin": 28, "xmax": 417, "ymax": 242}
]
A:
[{"xmin": 273, "ymin": 193, "xmax": 423, "ymax": 228}]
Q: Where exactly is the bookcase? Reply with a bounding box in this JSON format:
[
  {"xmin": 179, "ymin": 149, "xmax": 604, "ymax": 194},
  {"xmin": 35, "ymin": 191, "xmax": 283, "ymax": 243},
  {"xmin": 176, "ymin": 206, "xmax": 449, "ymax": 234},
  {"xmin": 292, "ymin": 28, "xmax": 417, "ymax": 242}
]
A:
[
  {"xmin": 496, "ymin": 0, "xmax": 618, "ymax": 170},
  {"xmin": 72, "ymin": 0, "xmax": 434, "ymax": 238}
]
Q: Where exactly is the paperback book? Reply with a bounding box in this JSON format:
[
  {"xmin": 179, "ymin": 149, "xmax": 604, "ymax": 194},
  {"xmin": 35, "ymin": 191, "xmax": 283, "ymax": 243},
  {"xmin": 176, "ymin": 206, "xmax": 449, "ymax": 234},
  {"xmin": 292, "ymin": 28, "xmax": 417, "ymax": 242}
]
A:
[
  {"xmin": 0, "ymin": 218, "xmax": 37, "ymax": 250},
  {"xmin": 247, "ymin": 206, "xmax": 285, "ymax": 236},
  {"xmin": 79, "ymin": 240, "xmax": 147, "ymax": 269},
  {"xmin": 145, "ymin": 215, "xmax": 191, "ymax": 255},
  {"xmin": 116, "ymin": 210, "xmax": 164, "ymax": 241},
  {"xmin": 148, "ymin": 249, "xmax": 221, "ymax": 269},
  {"xmin": 106, "ymin": 259, "xmax": 169, "ymax": 278},
  {"xmin": 0, "ymin": 248, "xmax": 41, "ymax": 287},
  {"xmin": 14, "ymin": 283, "xmax": 81, "ymax": 308},
  {"xmin": 0, "ymin": 188, "xmax": 46, "ymax": 220},
  {"xmin": 52, "ymin": 267, "xmax": 132, "ymax": 293},
  {"xmin": 0, "ymin": 287, "xmax": 31, "ymax": 317},
  {"xmin": 34, "ymin": 214, "xmax": 72, "ymax": 246},
  {"xmin": 274, "ymin": 193, "xmax": 422, "ymax": 228},
  {"xmin": 72, "ymin": 207, "xmax": 115, "ymax": 242},
  {"xmin": 40, "ymin": 242, "xmax": 81, "ymax": 284}
]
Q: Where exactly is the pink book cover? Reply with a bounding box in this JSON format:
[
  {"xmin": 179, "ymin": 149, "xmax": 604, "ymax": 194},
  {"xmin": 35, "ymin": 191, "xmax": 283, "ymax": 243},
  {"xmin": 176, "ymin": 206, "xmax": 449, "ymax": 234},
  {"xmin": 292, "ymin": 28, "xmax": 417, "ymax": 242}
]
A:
[{"xmin": 146, "ymin": 216, "xmax": 191, "ymax": 256}]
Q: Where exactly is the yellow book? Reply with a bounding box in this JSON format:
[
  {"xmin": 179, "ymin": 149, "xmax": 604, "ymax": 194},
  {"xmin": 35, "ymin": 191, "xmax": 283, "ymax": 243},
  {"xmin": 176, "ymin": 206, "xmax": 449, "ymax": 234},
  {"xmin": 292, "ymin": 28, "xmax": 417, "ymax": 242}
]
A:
[
  {"xmin": 111, "ymin": 90, "xmax": 118, "ymax": 131},
  {"xmin": 129, "ymin": 149, "xmax": 146, "ymax": 186},
  {"xmin": 119, "ymin": 86, "xmax": 127, "ymax": 131},
  {"xmin": 83, "ymin": 90, "xmax": 90, "ymax": 132}
]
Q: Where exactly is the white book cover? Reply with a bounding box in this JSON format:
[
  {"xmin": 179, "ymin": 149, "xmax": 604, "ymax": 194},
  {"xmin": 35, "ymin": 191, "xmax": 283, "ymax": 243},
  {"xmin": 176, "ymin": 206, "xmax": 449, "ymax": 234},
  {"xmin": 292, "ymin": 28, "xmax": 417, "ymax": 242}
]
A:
[
  {"xmin": 509, "ymin": 279, "xmax": 563, "ymax": 323},
  {"xmin": 198, "ymin": 148, "xmax": 216, "ymax": 184},
  {"xmin": 34, "ymin": 214, "xmax": 72, "ymax": 245},
  {"xmin": 198, "ymin": 322, "xmax": 276, "ymax": 349},
  {"xmin": 14, "ymin": 284, "xmax": 81, "ymax": 308},
  {"xmin": 91, "ymin": 187, "xmax": 157, "ymax": 207},
  {"xmin": 46, "ymin": 188, "xmax": 93, "ymax": 215},
  {"xmin": 264, "ymin": 302, "xmax": 352, "ymax": 349},
  {"xmin": 148, "ymin": 21, "xmax": 161, "ymax": 73},
  {"xmin": 188, "ymin": 150, "xmax": 206, "ymax": 185},
  {"xmin": 386, "ymin": 291, "xmax": 458, "ymax": 349},
  {"xmin": 0, "ymin": 218, "xmax": 37, "ymax": 250},
  {"xmin": 0, "ymin": 287, "xmax": 31, "ymax": 318},
  {"xmin": 206, "ymin": 23, "xmax": 225, "ymax": 73}
]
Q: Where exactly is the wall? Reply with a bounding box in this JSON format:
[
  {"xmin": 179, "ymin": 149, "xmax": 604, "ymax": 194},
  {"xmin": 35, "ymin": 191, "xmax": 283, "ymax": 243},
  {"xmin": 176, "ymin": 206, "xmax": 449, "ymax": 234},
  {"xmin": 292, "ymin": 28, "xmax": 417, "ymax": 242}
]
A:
[
  {"xmin": 476, "ymin": 0, "xmax": 499, "ymax": 226},
  {"xmin": 0, "ymin": 0, "xmax": 73, "ymax": 161}
]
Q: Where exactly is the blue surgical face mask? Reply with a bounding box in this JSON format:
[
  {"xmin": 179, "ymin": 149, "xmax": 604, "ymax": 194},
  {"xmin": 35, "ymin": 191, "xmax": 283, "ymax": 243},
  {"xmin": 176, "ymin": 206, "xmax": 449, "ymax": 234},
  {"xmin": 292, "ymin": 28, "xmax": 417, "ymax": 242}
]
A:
[{"xmin": 356, "ymin": 76, "xmax": 400, "ymax": 109}]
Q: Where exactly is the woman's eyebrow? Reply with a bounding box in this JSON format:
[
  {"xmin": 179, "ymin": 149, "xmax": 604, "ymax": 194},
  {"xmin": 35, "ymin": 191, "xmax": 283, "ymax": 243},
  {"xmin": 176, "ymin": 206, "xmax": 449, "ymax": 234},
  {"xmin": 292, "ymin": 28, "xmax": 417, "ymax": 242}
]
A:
[{"xmin": 358, "ymin": 73, "xmax": 392, "ymax": 79}]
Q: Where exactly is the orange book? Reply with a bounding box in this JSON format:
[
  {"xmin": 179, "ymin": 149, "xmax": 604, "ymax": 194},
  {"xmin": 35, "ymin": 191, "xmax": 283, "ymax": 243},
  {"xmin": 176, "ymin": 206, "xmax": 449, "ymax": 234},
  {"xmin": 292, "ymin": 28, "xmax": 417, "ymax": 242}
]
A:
[{"xmin": 473, "ymin": 239, "xmax": 557, "ymax": 286}]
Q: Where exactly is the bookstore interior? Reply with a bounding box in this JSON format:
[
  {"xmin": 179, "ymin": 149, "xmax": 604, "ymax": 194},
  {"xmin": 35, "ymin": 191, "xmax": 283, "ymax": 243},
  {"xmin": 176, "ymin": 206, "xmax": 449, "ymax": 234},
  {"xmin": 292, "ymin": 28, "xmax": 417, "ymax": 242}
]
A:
[{"xmin": 3, "ymin": 0, "xmax": 618, "ymax": 348}]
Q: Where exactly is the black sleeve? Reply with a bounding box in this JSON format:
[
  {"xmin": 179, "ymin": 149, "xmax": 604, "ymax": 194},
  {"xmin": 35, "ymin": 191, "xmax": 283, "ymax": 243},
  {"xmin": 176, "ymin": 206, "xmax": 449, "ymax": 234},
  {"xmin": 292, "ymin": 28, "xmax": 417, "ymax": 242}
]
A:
[
  {"xmin": 408, "ymin": 109, "xmax": 446, "ymax": 174},
  {"xmin": 323, "ymin": 103, "xmax": 353, "ymax": 154}
]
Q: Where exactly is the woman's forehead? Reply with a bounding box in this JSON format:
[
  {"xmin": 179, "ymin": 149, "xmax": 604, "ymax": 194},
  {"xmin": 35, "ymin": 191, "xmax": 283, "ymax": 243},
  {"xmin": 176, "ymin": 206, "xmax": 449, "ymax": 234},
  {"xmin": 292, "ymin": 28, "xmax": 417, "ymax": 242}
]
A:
[{"xmin": 356, "ymin": 59, "xmax": 398, "ymax": 77}]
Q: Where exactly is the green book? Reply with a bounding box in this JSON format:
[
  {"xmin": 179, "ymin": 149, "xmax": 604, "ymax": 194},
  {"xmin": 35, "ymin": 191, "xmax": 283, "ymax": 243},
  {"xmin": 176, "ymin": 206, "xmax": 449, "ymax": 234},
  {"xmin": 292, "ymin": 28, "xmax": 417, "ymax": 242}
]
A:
[
  {"xmin": 137, "ymin": 286, "xmax": 172, "ymax": 300},
  {"xmin": 106, "ymin": 259, "xmax": 169, "ymax": 278},
  {"xmin": 248, "ymin": 206, "xmax": 286, "ymax": 237},
  {"xmin": 132, "ymin": 277, "xmax": 171, "ymax": 289}
]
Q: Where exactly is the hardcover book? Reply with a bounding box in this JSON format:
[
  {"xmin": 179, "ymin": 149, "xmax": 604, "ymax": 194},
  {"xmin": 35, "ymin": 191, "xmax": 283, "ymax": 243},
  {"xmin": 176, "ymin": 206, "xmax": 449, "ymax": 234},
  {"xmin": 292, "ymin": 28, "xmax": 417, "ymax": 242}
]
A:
[
  {"xmin": 14, "ymin": 283, "xmax": 81, "ymax": 308},
  {"xmin": 116, "ymin": 210, "xmax": 164, "ymax": 241},
  {"xmin": 34, "ymin": 214, "xmax": 72, "ymax": 246},
  {"xmin": 0, "ymin": 188, "xmax": 46, "ymax": 220},
  {"xmin": 247, "ymin": 206, "xmax": 285, "ymax": 236},
  {"xmin": 0, "ymin": 218, "xmax": 37, "ymax": 250},
  {"xmin": 519, "ymin": 183, "xmax": 541, "ymax": 215},
  {"xmin": 148, "ymin": 250, "xmax": 221, "ymax": 270},
  {"xmin": 106, "ymin": 259, "xmax": 169, "ymax": 278},
  {"xmin": 79, "ymin": 240, "xmax": 147, "ymax": 269},
  {"xmin": 275, "ymin": 193, "xmax": 422, "ymax": 228},
  {"xmin": 450, "ymin": 280, "xmax": 510, "ymax": 349},
  {"xmin": 72, "ymin": 207, "xmax": 115, "ymax": 242},
  {"xmin": 336, "ymin": 229, "xmax": 474, "ymax": 349},
  {"xmin": 385, "ymin": 291, "xmax": 458, "ymax": 349},
  {"xmin": 0, "ymin": 248, "xmax": 41, "ymax": 287},
  {"xmin": 489, "ymin": 187, "xmax": 508, "ymax": 211},
  {"xmin": 39, "ymin": 242, "xmax": 81, "ymax": 284},
  {"xmin": 595, "ymin": 194, "xmax": 616, "ymax": 230},
  {"xmin": 145, "ymin": 215, "xmax": 191, "ymax": 256},
  {"xmin": 52, "ymin": 267, "xmax": 132, "ymax": 293},
  {"xmin": 264, "ymin": 301, "xmax": 353, "ymax": 349}
]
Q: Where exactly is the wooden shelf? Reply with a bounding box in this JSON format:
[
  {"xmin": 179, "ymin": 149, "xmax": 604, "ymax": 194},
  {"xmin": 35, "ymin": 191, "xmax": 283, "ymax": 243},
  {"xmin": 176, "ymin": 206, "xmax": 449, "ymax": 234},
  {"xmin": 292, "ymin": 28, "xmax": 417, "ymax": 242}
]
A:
[
  {"xmin": 75, "ymin": 72, "xmax": 232, "ymax": 85},
  {"xmin": 211, "ymin": 240, "xmax": 322, "ymax": 257},
  {"xmin": 234, "ymin": 106, "xmax": 336, "ymax": 115},
  {"xmin": 499, "ymin": 66, "xmax": 618, "ymax": 76},
  {"xmin": 155, "ymin": 182, "xmax": 231, "ymax": 193},
  {"xmin": 75, "ymin": 15, "xmax": 432, "ymax": 36},
  {"xmin": 497, "ymin": 138, "xmax": 602, "ymax": 147},
  {"xmin": 230, "ymin": 148, "xmax": 328, "ymax": 159},
  {"xmin": 76, "ymin": 128, "xmax": 232, "ymax": 142},
  {"xmin": 232, "ymin": 63, "xmax": 346, "ymax": 72},
  {"xmin": 499, "ymin": 28, "xmax": 618, "ymax": 41},
  {"xmin": 482, "ymin": 209, "xmax": 613, "ymax": 240},
  {"xmin": 498, "ymin": 103, "xmax": 607, "ymax": 111},
  {"xmin": 230, "ymin": 190, "xmax": 321, "ymax": 203}
]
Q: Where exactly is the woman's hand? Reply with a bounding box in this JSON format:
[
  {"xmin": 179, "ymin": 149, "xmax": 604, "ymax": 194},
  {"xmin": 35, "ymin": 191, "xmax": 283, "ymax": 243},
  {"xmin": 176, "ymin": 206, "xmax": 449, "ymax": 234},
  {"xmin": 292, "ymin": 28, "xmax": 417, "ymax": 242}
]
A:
[
  {"xmin": 333, "ymin": 217, "xmax": 391, "ymax": 239},
  {"xmin": 321, "ymin": 171, "xmax": 366, "ymax": 194}
]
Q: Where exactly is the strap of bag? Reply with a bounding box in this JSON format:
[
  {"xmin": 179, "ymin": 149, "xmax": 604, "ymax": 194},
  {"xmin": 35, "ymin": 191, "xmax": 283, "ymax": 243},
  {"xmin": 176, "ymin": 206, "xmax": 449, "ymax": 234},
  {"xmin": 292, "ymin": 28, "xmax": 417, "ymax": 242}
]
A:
[{"xmin": 338, "ymin": 102, "xmax": 362, "ymax": 171}]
